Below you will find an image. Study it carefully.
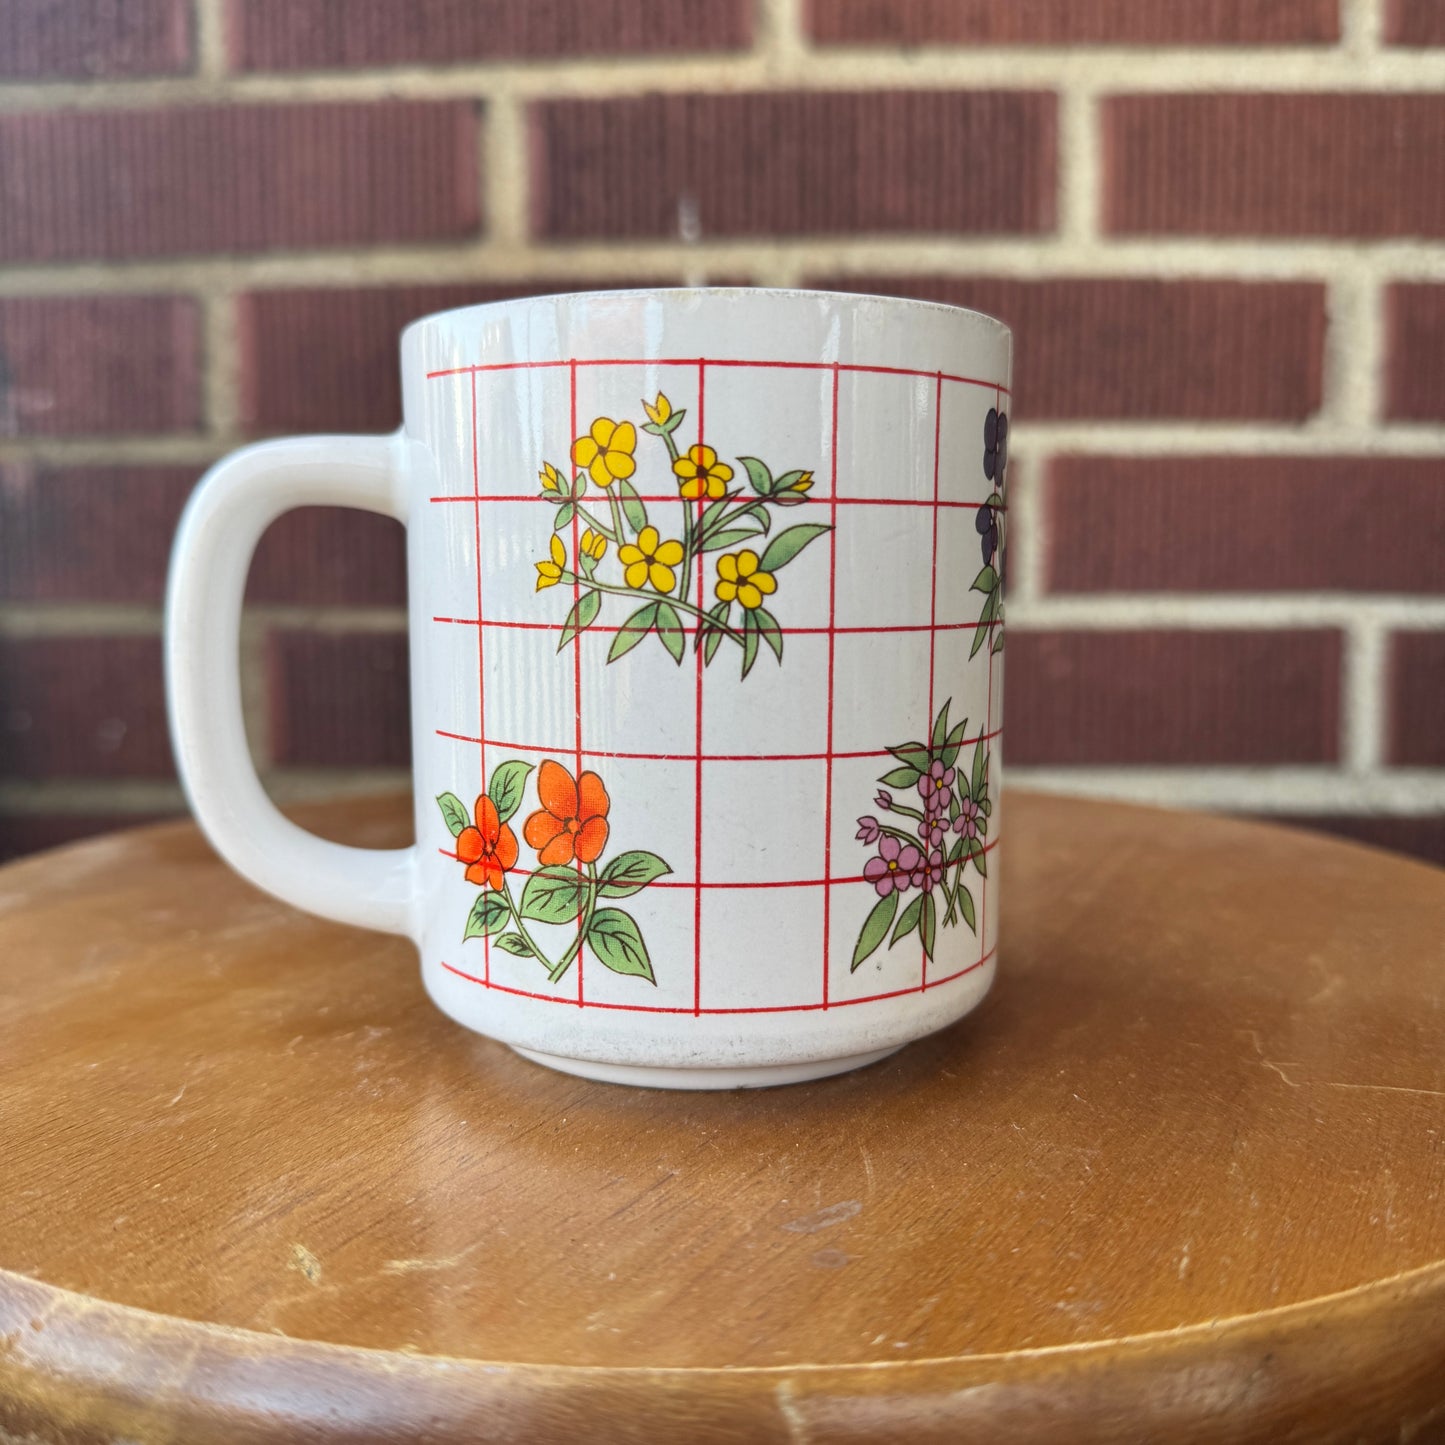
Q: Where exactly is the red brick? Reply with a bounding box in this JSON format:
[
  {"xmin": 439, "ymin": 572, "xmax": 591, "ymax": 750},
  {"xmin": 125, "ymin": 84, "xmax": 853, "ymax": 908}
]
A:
[
  {"xmin": 0, "ymin": 463, "xmax": 194, "ymax": 603},
  {"xmin": 808, "ymin": 0, "xmax": 1338, "ymax": 44},
  {"xmin": 1385, "ymin": 285, "xmax": 1445, "ymax": 421},
  {"xmin": 1289, "ymin": 816, "xmax": 1445, "ymax": 870},
  {"xmin": 1105, "ymin": 94, "xmax": 1445, "ymax": 238},
  {"xmin": 1045, "ymin": 456, "xmax": 1445, "ymax": 594},
  {"xmin": 1386, "ymin": 633, "xmax": 1445, "ymax": 767},
  {"xmin": 813, "ymin": 276, "xmax": 1323, "ymax": 420},
  {"xmin": 1006, "ymin": 630, "xmax": 1342, "ymax": 765},
  {"xmin": 1385, "ymin": 0, "xmax": 1445, "ymax": 44},
  {"xmin": 530, "ymin": 91, "xmax": 1056, "ymax": 240},
  {"xmin": 0, "ymin": 0, "xmax": 191, "ymax": 77},
  {"xmin": 0, "ymin": 811, "xmax": 177, "ymax": 862},
  {"xmin": 250, "ymin": 510, "xmax": 407, "ymax": 607},
  {"xmin": 231, "ymin": 0, "xmax": 751, "ymax": 69},
  {"xmin": 239, "ymin": 282, "xmax": 660, "ymax": 435},
  {"xmin": 0, "ymin": 103, "xmax": 480, "ymax": 263},
  {"xmin": 0, "ymin": 297, "xmax": 201, "ymax": 436},
  {"xmin": 268, "ymin": 631, "xmax": 409, "ymax": 768},
  {"xmin": 0, "ymin": 636, "xmax": 172, "ymax": 779}
]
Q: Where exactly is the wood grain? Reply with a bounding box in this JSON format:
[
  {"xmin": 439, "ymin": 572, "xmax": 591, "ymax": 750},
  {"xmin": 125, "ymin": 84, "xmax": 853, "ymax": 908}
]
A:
[{"xmin": 2, "ymin": 792, "xmax": 1443, "ymax": 1443}]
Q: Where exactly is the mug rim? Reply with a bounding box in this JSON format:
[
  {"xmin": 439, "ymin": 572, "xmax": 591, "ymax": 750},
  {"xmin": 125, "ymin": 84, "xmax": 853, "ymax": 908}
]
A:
[{"xmin": 400, "ymin": 285, "xmax": 1011, "ymax": 348}]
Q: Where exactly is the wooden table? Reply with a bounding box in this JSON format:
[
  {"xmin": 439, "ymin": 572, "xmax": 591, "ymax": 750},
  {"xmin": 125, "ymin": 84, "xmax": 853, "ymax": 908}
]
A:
[{"xmin": 2, "ymin": 793, "xmax": 1443, "ymax": 1444}]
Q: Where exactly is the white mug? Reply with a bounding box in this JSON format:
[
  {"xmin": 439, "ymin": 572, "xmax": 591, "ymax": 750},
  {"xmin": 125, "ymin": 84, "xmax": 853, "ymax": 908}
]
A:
[{"xmin": 166, "ymin": 288, "xmax": 1011, "ymax": 1088}]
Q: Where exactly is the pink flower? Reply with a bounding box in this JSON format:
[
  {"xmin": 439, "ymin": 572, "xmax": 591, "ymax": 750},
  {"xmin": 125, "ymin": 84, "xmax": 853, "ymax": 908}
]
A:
[
  {"xmin": 875, "ymin": 789, "xmax": 893, "ymax": 811},
  {"xmin": 856, "ymin": 816, "xmax": 882, "ymax": 845},
  {"xmin": 955, "ymin": 796, "xmax": 982, "ymax": 840},
  {"xmin": 863, "ymin": 835, "xmax": 921, "ymax": 898}
]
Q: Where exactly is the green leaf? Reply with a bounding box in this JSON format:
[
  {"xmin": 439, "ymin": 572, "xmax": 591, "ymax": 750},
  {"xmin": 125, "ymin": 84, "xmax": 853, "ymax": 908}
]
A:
[
  {"xmin": 699, "ymin": 527, "xmax": 766, "ymax": 553},
  {"xmin": 570, "ymin": 471, "xmax": 588, "ymax": 499},
  {"xmin": 971, "ymin": 740, "xmax": 988, "ymax": 802},
  {"xmin": 759, "ymin": 523, "xmax": 830, "ymax": 574},
  {"xmin": 742, "ymin": 501, "xmax": 773, "ymax": 534},
  {"xmin": 699, "ymin": 491, "xmax": 743, "ymax": 534},
  {"xmin": 942, "ymin": 717, "xmax": 969, "ymax": 771},
  {"xmin": 930, "ymin": 699, "xmax": 951, "ymax": 753},
  {"xmin": 496, "ymin": 932, "xmax": 533, "ymax": 957},
  {"xmin": 878, "ymin": 764, "xmax": 921, "ymax": 789},
  {"xmin": 487, "ymin": 759, "xmax": 534, "ymax": 825},
  {"xmin": 967, "ymin": 838, "xmax": 988, "ymax": 879},
  {"xmin": 979, "ymin": 797, "xmax": 992, "ymax": 817},
  {"xmin": 971, "ymin": 565, "xmax": 997, "ymax": 594},
  {"xmin": 653, "ymin": 601, "xmax": 685, "ymax": 666},
  {"xmin": 702, "ymin": 601, "xmax": 728, "ymax": 666},
  {"xmin": 887, "ymin": 743, "xmax": 931, "ymax": 771},
  {"xmin": 586, "ymin": 908, "xmax": 655, "ymax": 983},
  {"xmin": 740, "ymin": 610, "xmax": 760, "ymax": 679},
  {"xmin": 553, "ymin": 501, "xmax": 577, "ymax": 532},
  {"xmin": 890, "ymin": 894, "xmax": 923, "ymax": 949},
  {"xmin": 851, "ymin": 891, "xmax": 898, "ymax": 971},
  {"xmin": 754, "ymin": 606, "xmax": 783, "ymax": 664},
  {"xmin": 463, "ymin": 891, "xmax": 509, "ymax": 941},
  {"xmin": 739, "ymin": 456, "xmax": 774, "ymax": 496},
  {"xmin": 598, "ymin": 850, "xmax": 672, "ymax": 898},
  {"xmin": 992, "ymin": 629, "xmax": 1005, "ymax": 655},
  {"xmin": 957, "ymin": 885, "xmax": 977, "ymax": 934},
  {"xmin": 519, "ymin": 865, "xmax": 587, "ymax": 924},
  {"xmin": 774, "ymin": 469, "xmax": 811, "ymax": 493},
  {"xmin": 772, "ymin": 492, "xmax": 808, "ymax": 507},
  {"xmin": 608, "ymin": 602, "xmax": 659, "ymax": 663},
  {"xmin": 558, "ymin": 589, "xmax": 601, "ymax": 651},
  {"xmin": 436, "ymin": 791, "xmax": 470, "ymax": 837},
  {"xmin": 970, "ymin": 590, "xmax": 998, "ymax": 660},
  {"xmin": 920, "ymin": 891, "xmax": 937, "ymax": 961},
  {"xmin": 616, "ymin": 479, "xmax": 648, "ymax": 533}
]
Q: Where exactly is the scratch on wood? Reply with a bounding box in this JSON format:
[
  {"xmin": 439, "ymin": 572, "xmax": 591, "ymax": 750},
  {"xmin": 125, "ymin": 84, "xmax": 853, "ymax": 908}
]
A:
[
  {"xmin": 289, "ymin": 1244, "xmax": 322, "ymax": 1285},
  {"xmin": 774, "ymin": 1379, "xmax": 812, "ymax": 1444},
  {"xmin": 782, "ymin": 1200, "xmax": 861, "ymax": 1234}
]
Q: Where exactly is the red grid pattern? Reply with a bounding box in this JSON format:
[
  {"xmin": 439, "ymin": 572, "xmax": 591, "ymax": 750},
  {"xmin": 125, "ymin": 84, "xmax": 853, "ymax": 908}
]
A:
[{"xmin": 432, "ymin": 354, "xmax": 1004, "ymax": 1016}]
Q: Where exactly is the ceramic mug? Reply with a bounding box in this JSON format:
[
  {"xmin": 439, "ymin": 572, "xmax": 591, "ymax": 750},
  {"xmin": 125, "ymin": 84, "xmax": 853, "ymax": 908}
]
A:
[{"xmin": 166, "ymin": 288, "xmax": 1011, "ymax": 1089}]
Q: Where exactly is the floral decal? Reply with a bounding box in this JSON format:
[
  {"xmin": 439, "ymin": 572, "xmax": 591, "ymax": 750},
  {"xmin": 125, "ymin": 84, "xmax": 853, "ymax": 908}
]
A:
[
  {"xmin": 971, "ymin": 406, "xmax": 1007, "ymax": 658},
  {"xmin": 438, "ymin": 760, "xmax": 671, "ymax": 987},
  {"xmin": 851, "ymin": 698, "xmax": 992, "ymax": 971},
  {"xmin": 535, "ymin": 391, "xmax": 828, "ymax": 679}
]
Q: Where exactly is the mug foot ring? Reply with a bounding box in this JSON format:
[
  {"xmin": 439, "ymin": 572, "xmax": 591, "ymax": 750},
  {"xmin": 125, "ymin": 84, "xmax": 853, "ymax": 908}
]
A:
[{"xmin": 509, "ymin": 1044, "xmax": 903, "ymax": 1090}]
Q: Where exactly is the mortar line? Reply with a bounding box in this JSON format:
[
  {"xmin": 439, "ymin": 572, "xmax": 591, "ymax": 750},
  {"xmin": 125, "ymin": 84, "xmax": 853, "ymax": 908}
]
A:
[{"xmin": 1341, "ymin": 619, "xmax": 1388, "ymax": 775}]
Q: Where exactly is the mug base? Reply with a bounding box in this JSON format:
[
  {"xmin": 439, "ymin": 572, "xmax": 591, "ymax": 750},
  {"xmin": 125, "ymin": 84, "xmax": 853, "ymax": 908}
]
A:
[{"xmin": 509, "ymin": 1043, "xmax": 904, "ymax": 1090}]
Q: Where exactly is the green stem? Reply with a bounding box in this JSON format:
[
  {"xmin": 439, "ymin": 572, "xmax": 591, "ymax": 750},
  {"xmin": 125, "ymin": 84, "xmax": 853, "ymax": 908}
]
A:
[
  {"xmin": 547, "ymin": 860, "xmax": 598, "ymax": 984},
  {"xmin": 877, "ymin": 823, "xmax": 922, "ymax": 847},
  {"xmin": 500, "ymin": 885, "xmax": 555, "ymax": 974},
  {"xmin": 883, "ymin": 802, "xmax": 926, "ymax": 824},
  {"xmin": 587, "ymin": 579, "xmax": 746, "ymax": 646},
  {"xmin": 607, "ymin": 490, "xmax": 627, "ymax": 546}
]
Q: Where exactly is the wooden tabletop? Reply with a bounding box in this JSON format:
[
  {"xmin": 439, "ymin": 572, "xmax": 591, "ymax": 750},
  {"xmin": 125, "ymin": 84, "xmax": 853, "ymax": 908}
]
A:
[{"xmin": 1, "ymin": 793, "xmax": 1443, "ymax": 1444}]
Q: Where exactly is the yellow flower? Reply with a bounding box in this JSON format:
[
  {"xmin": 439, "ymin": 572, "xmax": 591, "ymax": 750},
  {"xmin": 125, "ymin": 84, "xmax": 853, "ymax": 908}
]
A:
[
  {"xmin": 571, "ymin": 417, "xmax": 637, "ymax": 488},
  {"xmin": 539, "ymin": 461, "xmax": 563, "ymax": 492},
  {"xmin": 618, "ymin": 525, "xmax": 684, "ymax": 593},
  {"xmin": 673, "ymin": 444, "xmax": 733, "ymax": 501},
  {"xmin": 535, "ymin": 533, "xmax": 566, "ymax": 591},
  {"xmin": 642, "ymin": 392, "xmax": 673, "ymax": 427},
  {"xmin": 580, "ymin": 528, "xmax": 607, "ymax": 561},
  {"xmin": 715, "ymin": 549, "xmax": 776, "ymax": 611},
  {"xmin": 786, "ymin": 470, "xmax": 814, "ymax": 493}
]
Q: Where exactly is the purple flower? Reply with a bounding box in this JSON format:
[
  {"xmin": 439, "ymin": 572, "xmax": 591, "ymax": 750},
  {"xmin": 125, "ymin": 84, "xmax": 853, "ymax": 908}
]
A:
[
  {"xmin": 855, "ymin": 815, "xmax": 881, "ymax": 845},
  {"xmin": 918, "ymin": 817, "xmax": 946, "ymax": 851},
  {"xmin": 917, "ymin": 849, "xmax": 946, "ymax": 892},
  {"xmin": 916, "ymin": 760, "xmax": 955, "ymax": 803},
  {"xmin": 955, "ymin": 795, "xmax": 981, "ymax": 840},
  {"xmin": 863, "ymin": 835, "xmax": 921, "ymax": 898},
  {"xmin": 874, "ymin": 789, "xmax": 893, "ymax": 811}
]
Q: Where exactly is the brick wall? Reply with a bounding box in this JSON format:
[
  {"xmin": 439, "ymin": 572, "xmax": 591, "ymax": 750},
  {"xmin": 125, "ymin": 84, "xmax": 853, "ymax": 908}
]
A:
[{"xmin": 2, "ymin": 0, "xmax": 1443, "ymax": 867}]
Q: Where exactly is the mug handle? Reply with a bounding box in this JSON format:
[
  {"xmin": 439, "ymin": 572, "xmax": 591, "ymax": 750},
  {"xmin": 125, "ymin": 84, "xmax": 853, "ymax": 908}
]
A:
[{"xmin": 165, "ymin": 435, "xmax": 417, "ymax": 937}]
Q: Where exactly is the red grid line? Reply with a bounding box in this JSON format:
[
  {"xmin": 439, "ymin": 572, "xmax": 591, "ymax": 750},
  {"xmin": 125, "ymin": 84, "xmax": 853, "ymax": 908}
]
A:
[
  {"xmin": 435, "ymin": 726, "xmax": 1003, "ymax": 764},
  {"xmin": 570, "ymin": 359, "xmax": 584, "ymax": 1007},
  {"xmin": 821, "ymin": 363, "xmax": 840, "ymax": 1010},
  {"xmin": 693, "ymin": 359, "xmax": 706, "ymax": 1016},
  {"xmin": 471, "ymin": 370, "xmax": 490, "ymax": 989},
  {"xmin": 426, "ymin": 356, "xmax": 1011, "ymax": 397},
  {"xmin": 432, "ymin": 616, "xmax": 1003, "ymax": 637},
  {"xmin": 440, "ymin": 943, "xmax": 996, "ymax": 1015},
  {"xmin": 925, "ymin": 370, "xmax": 942, "ymax": 992},
  {"xmin": 429, "ymin": 494, "xmax": 1005, "ymax": 511},
  {"xmin": 436, "ymin": 839, "xmax": 997, "ymax": 890}
]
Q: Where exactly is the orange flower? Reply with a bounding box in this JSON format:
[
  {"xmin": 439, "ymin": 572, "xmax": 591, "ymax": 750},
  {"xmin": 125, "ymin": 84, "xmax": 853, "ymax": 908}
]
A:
[
  {"xmin": 455, "ymin": 795, "xmax": 519, "ymax": 890},
  {"xmin": 523, "ymin": 760, "xmax": 611, "ymax": 866}
]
